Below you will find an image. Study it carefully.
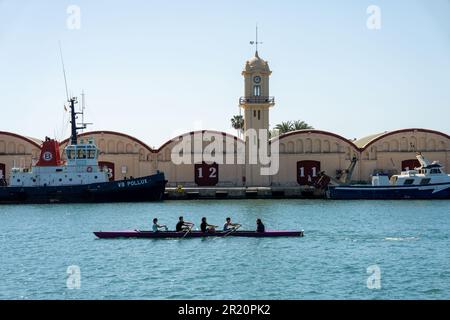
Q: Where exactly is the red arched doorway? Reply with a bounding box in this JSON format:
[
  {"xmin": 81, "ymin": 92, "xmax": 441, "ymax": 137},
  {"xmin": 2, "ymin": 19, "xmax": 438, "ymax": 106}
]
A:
[
  {"xmin": 401, "ymin": 159, "xmax": 420, "ymax": 171},
  {"xmin": 195, "ymin": 162, "xmax": 219, "ymax": 186},
  {"xmin": 297, "ymin": 160, "xmax": 321, "ymax": 186},
  {"xmin": 99, "ymin": 161, "xmax": 115, "ymax": 181}
]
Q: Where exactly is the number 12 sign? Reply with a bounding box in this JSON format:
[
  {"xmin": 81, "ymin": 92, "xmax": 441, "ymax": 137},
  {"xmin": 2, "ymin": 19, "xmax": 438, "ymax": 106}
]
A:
[{"xmin": 195, "ymin": 162, "xmax": 219, "ymax": 186}]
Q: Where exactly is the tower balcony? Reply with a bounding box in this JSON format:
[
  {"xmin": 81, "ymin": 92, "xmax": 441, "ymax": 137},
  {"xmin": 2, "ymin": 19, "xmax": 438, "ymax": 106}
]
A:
[{"xmin": 239, "ymin": 96, "xmax": 275, "ymax": 105}]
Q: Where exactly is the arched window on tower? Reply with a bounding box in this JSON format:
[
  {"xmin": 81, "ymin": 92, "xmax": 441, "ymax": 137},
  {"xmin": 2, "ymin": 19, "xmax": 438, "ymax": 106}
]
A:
[{"xmin": 253, "ymin": 85, "xmax": 261, "ymax": 97}]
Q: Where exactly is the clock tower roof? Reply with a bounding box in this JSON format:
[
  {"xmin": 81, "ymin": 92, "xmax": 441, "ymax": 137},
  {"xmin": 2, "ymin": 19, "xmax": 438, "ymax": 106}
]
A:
[{"xmin": 244, "ymin": 51, "xmax": 271, "ymax": 73}]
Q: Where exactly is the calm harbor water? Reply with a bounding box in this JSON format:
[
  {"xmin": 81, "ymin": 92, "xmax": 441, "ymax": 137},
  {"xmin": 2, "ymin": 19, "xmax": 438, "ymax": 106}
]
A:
[{"xmin": 0, "ymin": 199, "xmax": 449, "ymax": 300}]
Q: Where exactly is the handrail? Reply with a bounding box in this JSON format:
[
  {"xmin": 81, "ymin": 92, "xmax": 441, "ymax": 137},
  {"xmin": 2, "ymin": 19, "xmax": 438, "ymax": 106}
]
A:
[{"xmin": 239, "ymin": 96, "xmax": 275, "ymax": 104}]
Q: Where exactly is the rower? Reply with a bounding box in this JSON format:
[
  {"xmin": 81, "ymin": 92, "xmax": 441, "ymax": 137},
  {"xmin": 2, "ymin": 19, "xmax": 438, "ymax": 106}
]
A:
[
  {"xmin": 152, "ymin": 218, "xmax": 168, "ymax": 232},
  {"xmin": 223, "ymin": 217, "xmax": 241, "ymax": 232},
  {"xmin": 200, "ymin": 217, "xmax": 218, "ymax": 233},
  {"xmin": 256, "ymin": 218, "xmax": 265, "ymax": 233},
  {"xmin": 176, "ymin": 216, "xmax": 194, "ymax": 232}
]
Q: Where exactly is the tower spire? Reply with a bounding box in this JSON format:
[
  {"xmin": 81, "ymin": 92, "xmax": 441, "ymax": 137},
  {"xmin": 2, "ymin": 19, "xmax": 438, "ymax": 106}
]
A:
[{"xmin": 249, "ymin": 24, "xmax": 262, "ymax": 56}]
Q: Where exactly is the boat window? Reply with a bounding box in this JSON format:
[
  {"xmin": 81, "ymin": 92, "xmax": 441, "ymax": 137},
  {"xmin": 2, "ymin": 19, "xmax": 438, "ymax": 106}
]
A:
[
  {"xmin": 70, "ymin": 149, "xmax": 76, "ymax": 159},
  {"xmin": 77, "ymin": 148, "xmax": 87, "ymax": 159},
  {"xmin": 430, "ymin": 169, "xmax": 441, "ymax": 174},
  {"xmin": 420, "ymin": 178, "xmax": 431, "ymax": 185},
  {"xmin": 404, "ymin": 179, "xmax": 414, "ymax": 185},
  {"xmin": 88, "ymin": 150, "xmax": 96, "ymax": 159}
]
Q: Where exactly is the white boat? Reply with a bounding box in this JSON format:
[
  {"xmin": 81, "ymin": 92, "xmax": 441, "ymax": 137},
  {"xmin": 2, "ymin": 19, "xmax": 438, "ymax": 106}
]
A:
[{"xmin": 327, "ymin": 153, "xmax": 450, "ymax": 199}]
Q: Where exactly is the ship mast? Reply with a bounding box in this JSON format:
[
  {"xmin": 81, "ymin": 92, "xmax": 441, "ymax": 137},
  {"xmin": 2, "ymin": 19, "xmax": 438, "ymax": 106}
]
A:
[{"xmin": 69, "ymin": 97, "xmax": 87, "ymax": 145}]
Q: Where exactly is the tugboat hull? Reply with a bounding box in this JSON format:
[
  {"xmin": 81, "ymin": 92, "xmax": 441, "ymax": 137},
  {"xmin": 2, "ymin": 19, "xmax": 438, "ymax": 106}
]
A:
[
  {"xmin": 328, "ymin": 183, "xmax": 450, "ymax": 200},
  {"xmin": 0, "ymin": 173, "xmax": 167, "ymax": 204}
]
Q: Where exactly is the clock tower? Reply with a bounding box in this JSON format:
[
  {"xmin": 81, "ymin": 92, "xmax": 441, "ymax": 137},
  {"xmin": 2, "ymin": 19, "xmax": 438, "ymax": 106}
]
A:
[
  {"xmin": 239, "ymin": 49, "xmax": 275, "ymax": 186},
  {"xmin": 240, "ymin": 50, "xmax": 274, "ymax": 132}
]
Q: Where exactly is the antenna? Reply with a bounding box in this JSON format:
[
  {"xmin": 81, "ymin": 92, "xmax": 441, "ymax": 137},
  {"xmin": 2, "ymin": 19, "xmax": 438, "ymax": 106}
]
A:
[
  {"xmin": 78, "ymin": 90, "xmax": 93, "ymax": 136},
  {"xmin": 81, "ymin": 90, "xmax": 86, "ymax": 133},
  {"xmin": 58, "ymin": 42, "xmax": 93, "ymax": 145},
  {"xmin": 58, "ymin": 41, "xmax": 70, "ymax": 102}
]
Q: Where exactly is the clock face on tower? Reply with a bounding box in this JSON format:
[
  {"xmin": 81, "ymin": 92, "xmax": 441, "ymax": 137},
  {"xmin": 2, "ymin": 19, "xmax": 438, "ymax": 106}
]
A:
[{"xmin": 253, "ymin": 75, "xmax": 261, "ymax": 84}]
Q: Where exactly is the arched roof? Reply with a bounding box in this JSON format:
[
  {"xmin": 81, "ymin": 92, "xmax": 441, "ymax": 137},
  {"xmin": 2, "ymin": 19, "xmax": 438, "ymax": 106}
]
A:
[
  {"xmin": 25, "ymin": 136, "xmax": 43, "ymax": 146},
  {"xmin": 353, "ymin": 132, "xmax": 386, "ymax": 149},
  {"xmin": 157, "ymin": 130, "xmax": 243, "ymax": 152},
  {"xmin": 356, "ymin": 128, "xmax": 450, "ymax": 151},
  {"xmin": 273, "ymin": 129, "xmax": 360, "ymax": 150},
  {"xmin": 0, "ymin": 131, "xmax": 42, "ymax": 148},
  {"xmin": 60, "ymin": 131, "xmax": 155, "ymax": 153}
]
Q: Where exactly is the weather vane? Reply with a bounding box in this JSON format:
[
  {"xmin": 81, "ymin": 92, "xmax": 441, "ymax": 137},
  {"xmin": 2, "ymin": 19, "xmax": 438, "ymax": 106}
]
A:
[{"xmin": 249, "ymin": 24, "xmax": 262, "ymax": 53}]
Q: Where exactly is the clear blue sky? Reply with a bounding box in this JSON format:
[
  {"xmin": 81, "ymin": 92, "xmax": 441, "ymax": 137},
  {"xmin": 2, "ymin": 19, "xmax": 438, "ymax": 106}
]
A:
[{"xmin": 1, "ymin": 0, "xmax": 449, "ymax": 147}]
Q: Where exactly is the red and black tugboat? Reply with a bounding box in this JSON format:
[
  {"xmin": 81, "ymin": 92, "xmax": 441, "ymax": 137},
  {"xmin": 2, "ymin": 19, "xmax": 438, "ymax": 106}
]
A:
[{"xmin": 0, "ymin": 97, "xmax": 167, "ymax": 204}]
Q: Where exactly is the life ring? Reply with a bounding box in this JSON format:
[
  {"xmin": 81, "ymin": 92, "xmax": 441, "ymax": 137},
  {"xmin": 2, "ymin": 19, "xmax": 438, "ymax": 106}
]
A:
[{"xmin": 87, "ymin": 166, "xmax": 93, "ymax": 173}]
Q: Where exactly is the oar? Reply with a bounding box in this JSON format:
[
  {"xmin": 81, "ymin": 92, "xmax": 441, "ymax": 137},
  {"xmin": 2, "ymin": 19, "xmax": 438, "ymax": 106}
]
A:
[
  {"xmin": 182, "ymin": 224, "xmax": 194, "ymax": 239},
  {"xmin": 224, "ymin": 224, "xmax": 241, "ymax": 237}
]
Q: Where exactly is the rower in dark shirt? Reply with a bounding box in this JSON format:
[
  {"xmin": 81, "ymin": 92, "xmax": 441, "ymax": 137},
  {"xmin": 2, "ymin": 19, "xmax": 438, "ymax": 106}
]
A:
[
  {"xmin": 176, "ymin": 216, "xmax": 194, "ymax": 232},
  {"xmin": 256, "ymin": 218, "xmax": 265, "ymax": 233},
  {"xmin": 200, "ymin": 217, "xmax": 217, "ymax": 233}
]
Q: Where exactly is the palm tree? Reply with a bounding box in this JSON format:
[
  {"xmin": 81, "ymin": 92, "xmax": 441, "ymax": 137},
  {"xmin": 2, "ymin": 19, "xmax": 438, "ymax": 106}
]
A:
[
  {"xmin": 273, "ymin": 120, "xmax": 314, "ymax": 136},
  {"xmin": 292, "ymin": 120, "xmax": 313, "ymax": 130},
  {"xmin": 231, "ymin": 115, "xmax": 244, "ymax": 138},
  {"xmin": 274, "ymin": 121, "xmax": 294, "ymax": 134}
]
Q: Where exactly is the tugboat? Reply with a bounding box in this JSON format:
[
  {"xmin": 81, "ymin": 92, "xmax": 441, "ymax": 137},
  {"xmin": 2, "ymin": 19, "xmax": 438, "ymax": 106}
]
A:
[
  {"xmin": 325, "ymin": 153, "xmax": 450, "ymax": 200},
  {"xmin": 0, "ymin": 97, "xmax": 167, "ymax": 204}
]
